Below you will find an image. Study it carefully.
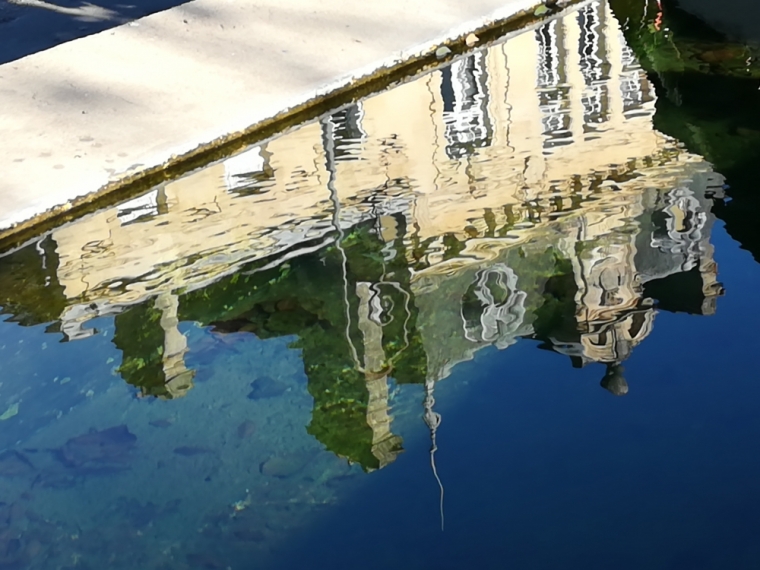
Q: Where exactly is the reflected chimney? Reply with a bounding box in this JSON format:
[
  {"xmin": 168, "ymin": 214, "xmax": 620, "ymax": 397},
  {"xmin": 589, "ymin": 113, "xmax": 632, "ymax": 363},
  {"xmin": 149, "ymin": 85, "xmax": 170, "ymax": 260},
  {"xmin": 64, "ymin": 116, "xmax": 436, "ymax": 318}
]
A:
[{"xmin": 600, "ymin": 363, "xmax": 628, "ymax": 396}]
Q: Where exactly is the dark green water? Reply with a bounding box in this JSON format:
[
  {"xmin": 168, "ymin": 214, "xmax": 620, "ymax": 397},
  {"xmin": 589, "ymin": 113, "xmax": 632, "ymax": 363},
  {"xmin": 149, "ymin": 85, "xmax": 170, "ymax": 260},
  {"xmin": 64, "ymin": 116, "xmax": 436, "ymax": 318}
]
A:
[{"xmin": 1, "ymin": 1, "xmax": 760, "ymax": 568}]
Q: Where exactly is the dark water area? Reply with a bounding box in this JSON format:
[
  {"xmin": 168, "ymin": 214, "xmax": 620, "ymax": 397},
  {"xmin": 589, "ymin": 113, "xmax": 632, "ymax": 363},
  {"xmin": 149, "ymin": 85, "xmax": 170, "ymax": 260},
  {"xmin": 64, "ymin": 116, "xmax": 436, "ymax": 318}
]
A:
[
  {"xmin": 0, "ymin": 0, "xmax": 193, "ymax": 65},
  {"xmin": 614, "ymin": 0, "xmax": 760, "ymax": 260},
  {"xmin": 1, "ymin": 1, "xmax": 760, "ymax": 568},
  {"xmin": 271, "ymin": 227, "xmax": 760, "ymax": 570}
]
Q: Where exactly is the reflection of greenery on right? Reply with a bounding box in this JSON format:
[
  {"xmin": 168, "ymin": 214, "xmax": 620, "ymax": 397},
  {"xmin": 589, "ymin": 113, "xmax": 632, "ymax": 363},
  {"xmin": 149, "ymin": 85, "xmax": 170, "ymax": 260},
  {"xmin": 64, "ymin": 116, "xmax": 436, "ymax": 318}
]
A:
[{"xmin": 610, "ymin": 0, "xmax": 760, "ymax": 261}]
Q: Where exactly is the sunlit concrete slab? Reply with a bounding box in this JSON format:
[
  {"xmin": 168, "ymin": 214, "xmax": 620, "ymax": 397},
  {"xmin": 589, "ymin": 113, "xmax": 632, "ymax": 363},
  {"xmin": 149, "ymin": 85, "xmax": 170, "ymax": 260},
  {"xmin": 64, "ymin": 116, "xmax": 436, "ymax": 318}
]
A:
[{"xmin": 0, "ymin": 0, "xmax": 545, "ymax": 234}]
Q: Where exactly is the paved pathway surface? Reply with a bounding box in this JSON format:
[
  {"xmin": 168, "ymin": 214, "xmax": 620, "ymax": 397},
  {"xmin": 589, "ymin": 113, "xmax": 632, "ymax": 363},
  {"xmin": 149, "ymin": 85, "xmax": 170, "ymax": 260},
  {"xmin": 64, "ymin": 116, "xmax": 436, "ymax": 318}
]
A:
[{"xmin": 0, "ymin": 0, "xmax": 541, "ymax": 235}]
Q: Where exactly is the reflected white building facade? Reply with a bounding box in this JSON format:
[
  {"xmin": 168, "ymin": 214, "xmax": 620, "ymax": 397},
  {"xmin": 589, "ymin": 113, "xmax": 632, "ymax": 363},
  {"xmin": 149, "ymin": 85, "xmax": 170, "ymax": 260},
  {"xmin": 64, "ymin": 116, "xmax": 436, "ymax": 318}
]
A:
[{"xmin": 0, "ymin": 0, "xmax": 723, "ymax": 399}]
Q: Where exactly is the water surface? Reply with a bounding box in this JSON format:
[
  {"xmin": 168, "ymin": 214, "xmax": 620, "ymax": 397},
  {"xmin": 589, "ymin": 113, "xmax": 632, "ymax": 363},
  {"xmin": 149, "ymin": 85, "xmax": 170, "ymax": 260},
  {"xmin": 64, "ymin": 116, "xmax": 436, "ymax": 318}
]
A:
[{"xmin": 1, "ymin": 1, "xmax": 759, "ymax": 568}]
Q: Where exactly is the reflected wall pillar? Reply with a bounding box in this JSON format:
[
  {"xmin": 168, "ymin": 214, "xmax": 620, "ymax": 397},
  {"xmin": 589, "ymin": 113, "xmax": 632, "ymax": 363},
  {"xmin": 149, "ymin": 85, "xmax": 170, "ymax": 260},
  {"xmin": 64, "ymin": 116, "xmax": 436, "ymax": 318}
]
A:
[
  {"xmin": 699, "ymin": 243, "xmax": 723, "ymax": 315},
  {"xmin": 155, "ymin": 292, "xmax": 195, "ymax": 399},
  {"xmin": 356, "ymin": 282, "xmax": 403, "ymax": 470}
]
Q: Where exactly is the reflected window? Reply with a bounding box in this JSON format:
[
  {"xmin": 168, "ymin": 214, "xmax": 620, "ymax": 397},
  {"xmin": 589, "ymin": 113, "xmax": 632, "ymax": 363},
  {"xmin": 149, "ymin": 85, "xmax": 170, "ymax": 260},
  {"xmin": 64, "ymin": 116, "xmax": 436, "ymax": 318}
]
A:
[
  {"xmin": 600, "ymin": 288, "xmax": 621, "ymax": 307},
  {"xmin": 223, "ymin": 145, "xmax": 276, "ymax": 196},
  {"xmin": 650, "ymin": 189, "xmax": 707, "ymax": 261},
  {"xmin": 628, "ymin": 311, "xmax": 647, "ymax": 339},
  {"xmin": 536, "ymin": 20, "xmax": 572, "ymax": 149},
  {"xmin": 117, "ymin": 188, "xmax": 165, "ymax": 226},
  {"xmin": 440, "ymin": 52, "xmax": 493, "ymax": 159},
  {"xmin": 577, "ymin": 3, "xmax": 610, "ymax": 131},
  {"xmin": 619, "ymin": 41, "xmax": 654, "ymax": 118},
  {"xmin": 325, "ymin": 103, "xmax": 366, "ymax": 162},
  {"xmin": 577, "ymin": 4, "xmax": 608, "ymax": 85},
  {"xmin": 536, "ymin": 20, "xmax": 562, "ymax": 89},
  {"xmin": 461, "ymin": 265, "xmax": 528, "ymax": 348}
]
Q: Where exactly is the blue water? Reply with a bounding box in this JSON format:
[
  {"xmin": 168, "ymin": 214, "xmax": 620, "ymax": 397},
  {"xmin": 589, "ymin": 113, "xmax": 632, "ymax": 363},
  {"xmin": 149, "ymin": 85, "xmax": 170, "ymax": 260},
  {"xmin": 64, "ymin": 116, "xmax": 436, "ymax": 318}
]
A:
[{"xmin": 273, "ymin": 224, "xmax": 760, "ymax": 570}]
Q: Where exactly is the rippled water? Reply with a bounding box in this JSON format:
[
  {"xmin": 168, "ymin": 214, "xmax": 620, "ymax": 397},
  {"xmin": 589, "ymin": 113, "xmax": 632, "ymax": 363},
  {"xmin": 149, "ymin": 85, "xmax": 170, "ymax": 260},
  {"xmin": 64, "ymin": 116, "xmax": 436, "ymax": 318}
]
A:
[{"xmin": 2, "ymin": 1, "xmax": 760, "ymax": 568}]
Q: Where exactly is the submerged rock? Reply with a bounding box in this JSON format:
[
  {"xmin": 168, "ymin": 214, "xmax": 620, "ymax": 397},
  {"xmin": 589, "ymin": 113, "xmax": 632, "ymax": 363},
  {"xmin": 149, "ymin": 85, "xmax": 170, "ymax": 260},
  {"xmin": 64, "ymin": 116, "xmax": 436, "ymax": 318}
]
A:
[
  {"xmin": 0, "ymin": 536, "xmax": 23, "ymax": 568},
  {"xmin": 232, "ymin": 528, "xmax": 266, "ymax": 543},
  {"xmin": 31, "ymin": 472, "xmax": 77, "ymax": 490},
  {"xmin": 0, "ymin": 502, "xmax": 26, "ymax": 527},
  {"xmin": 115, "ymin": 497, "xmax": 181, "ymax": 529},
  {"xmin": 0, "ymin": 451, "xmax": 34, "ymax": 478},
  {"xmin": 259, "ymin": 452, "xmax": 310, "ymax": 478},
  {"xmin": 247, "ymin": 376, "xmax": 287, "ymax": 400},
  {"xmin": 173, "ymin": 446, "xmax": 214, "ymax": 457},
  {"xmin": 54, "ymin": 425, "xmax": 136, "ymax": 472},
  {"xmin": 236, "ymin": 420, "xmax": 256, "ymax": 439},
  {"xmin": 116, "ymin": 498, "xmax": 161, "ymax": 529},
  {"xmin": 186, "ymin": 552, "xmax": 226, "ymax": 569}
]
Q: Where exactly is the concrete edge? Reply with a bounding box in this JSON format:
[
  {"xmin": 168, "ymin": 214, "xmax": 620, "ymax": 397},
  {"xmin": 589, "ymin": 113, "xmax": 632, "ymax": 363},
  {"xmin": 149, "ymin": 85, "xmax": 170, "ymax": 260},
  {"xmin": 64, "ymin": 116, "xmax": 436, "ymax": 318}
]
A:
[{"xmin": 0, "ymin": 0, "xmax": 588, "ymax": 252}]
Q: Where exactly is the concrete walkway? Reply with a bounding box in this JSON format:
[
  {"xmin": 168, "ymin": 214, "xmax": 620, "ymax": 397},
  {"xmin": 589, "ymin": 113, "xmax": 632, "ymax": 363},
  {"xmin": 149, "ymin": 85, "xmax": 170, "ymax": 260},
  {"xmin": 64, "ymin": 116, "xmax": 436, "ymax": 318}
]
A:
[{"xmin": 0, "ymin": 0, "xmax": 547, "ymax": 240}]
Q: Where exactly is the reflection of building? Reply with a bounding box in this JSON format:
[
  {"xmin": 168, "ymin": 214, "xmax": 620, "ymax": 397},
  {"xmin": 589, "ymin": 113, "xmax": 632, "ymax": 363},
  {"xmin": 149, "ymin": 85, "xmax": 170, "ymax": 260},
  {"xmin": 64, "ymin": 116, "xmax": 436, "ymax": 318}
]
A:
[
  {"xmin": 43, "ymin": 0, "xmax": 669, "ymax": 325},
  {"xmin": 409, "ymin": 158, "xmax": 722, "ymax": 390},
  {"xmin": 461, "ymin": 265, "xmax": 528, "ymax": 349},
  {"xmin": 0, "ymin": 2, "xmax": 724, "ymax": 462},
  {"xmin": 543, "ymin": 172, "xmax": 721, "ymax": 374},
  {"xmin": 440, "ymin": 52, "xmax": 492, "ymax": 158},
  {"xmin": 356, "ymin": 282, "xmax": 405, "ymax": 469}
]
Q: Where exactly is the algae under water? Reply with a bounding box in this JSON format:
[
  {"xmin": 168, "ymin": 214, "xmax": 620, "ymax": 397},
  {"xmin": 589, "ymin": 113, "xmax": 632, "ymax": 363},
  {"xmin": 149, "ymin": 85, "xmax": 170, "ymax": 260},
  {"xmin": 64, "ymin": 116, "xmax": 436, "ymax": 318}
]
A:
[{"xmin": 1, "ymin": 0, "xmax": 760, "ymax": 568}]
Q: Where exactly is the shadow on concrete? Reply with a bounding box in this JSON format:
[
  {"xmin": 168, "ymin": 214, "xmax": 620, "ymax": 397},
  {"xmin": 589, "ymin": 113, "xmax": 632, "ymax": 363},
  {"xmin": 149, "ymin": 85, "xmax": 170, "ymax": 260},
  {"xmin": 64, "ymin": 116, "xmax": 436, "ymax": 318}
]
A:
[{"xmin": 0, "ymin": 0, "xmax": 194, "ymax": 64}]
